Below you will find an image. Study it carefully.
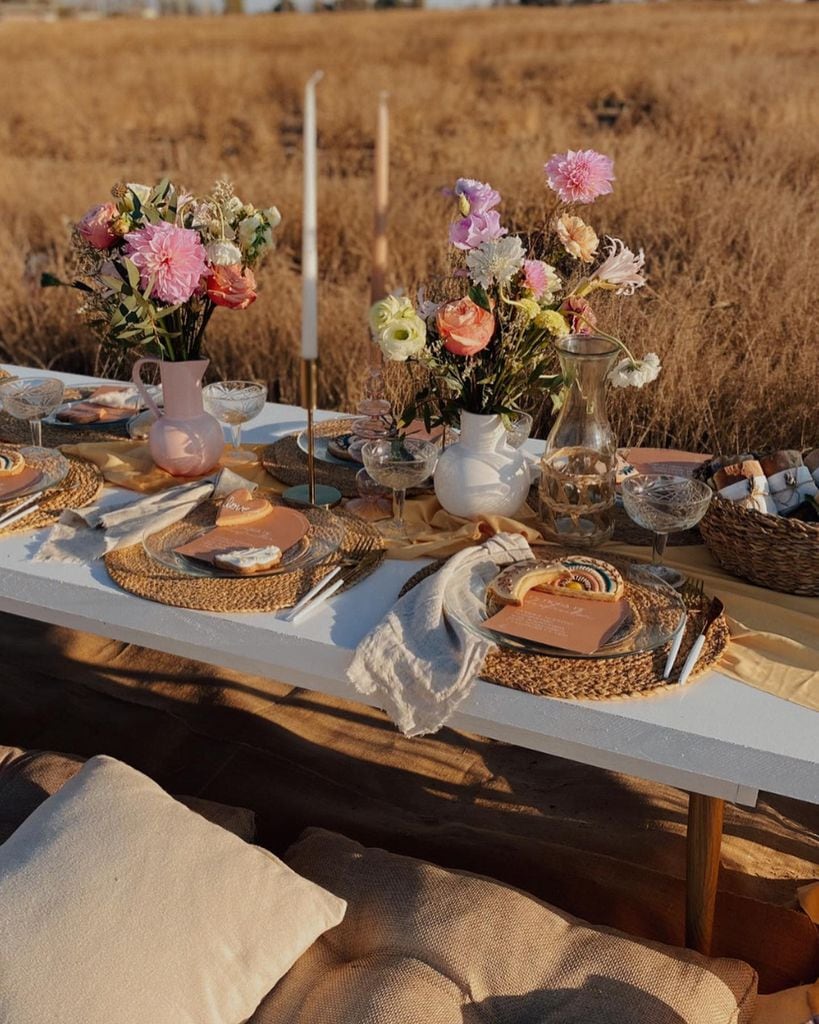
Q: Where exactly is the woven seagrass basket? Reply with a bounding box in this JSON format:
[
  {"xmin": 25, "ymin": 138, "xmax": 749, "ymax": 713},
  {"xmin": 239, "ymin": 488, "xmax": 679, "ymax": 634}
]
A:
[{"xmin": 699, "ymin": 494, "xmax": 819, "ymax": 596}]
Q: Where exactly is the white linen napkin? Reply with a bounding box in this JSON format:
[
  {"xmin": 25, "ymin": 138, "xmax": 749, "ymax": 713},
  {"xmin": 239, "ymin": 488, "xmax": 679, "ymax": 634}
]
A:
[
  {"xmin": 86, "ymin": 385, "xmax": 162, "ymax": 409},
  {"xmin": 36, "ymin": 468, "xmax": 252, "ymax": 564},
  {"xmin": 347, "ymin": 532, "xmax": 534, "ymax": 737}
]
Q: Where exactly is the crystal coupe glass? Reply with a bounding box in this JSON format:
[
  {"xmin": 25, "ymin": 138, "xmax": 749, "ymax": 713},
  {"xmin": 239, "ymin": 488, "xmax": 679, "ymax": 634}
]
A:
[
  {"xmin": 202, "ymin": 380, "xmax": 267, "ymax": 464},
  {"xmin": 361, "ymin": 437, "xmax": 439, "ymax": 539},
  {"xmin": 0, "ymin": 376, "xmax": 64, "ymax": 449},
  {"xmin": 621, "ymin": 474, "xmax": 712, "ymax": 586}
]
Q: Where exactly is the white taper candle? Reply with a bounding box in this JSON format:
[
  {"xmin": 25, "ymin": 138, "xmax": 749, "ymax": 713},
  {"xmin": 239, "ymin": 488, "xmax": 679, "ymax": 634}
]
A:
[
  {"xmin": 371, "ymin": 90, "xmax": 389, "ymax": 306},
  {"xmin": 302, "ymin": 70, "xmax": 323, "ymax": 362}
]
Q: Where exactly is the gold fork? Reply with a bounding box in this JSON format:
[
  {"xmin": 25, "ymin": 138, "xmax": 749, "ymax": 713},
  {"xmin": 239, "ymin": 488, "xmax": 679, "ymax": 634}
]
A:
[{"xmin": 680, "ymin": 575, "xmax": 705, "ymax": 608}]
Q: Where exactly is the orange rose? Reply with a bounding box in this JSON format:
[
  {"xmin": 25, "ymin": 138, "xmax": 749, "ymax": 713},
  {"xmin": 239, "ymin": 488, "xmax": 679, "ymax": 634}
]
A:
[
  {"xmin": 436, "ymin": 297, "xmax": 495, "ymax": 357},
  {"xmin": 207, "ymin": 263, "xmax": 257, "ymax": 310}
]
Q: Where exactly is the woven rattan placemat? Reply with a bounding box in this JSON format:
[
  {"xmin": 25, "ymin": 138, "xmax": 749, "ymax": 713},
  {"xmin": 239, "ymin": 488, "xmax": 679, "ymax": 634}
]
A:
[
  {"xmin": 399, "ymin": 557, "xmax": 728, "ymax": 702},
  {"xmin": 262, "ymin": 419, "xmax": 362, "ymax": 498},
  {"xmin": 0, "ymin": 411, "xmax": 130, "ymax": 447},
  {"xmin": 104, "ymin": 501, "xmax": 384, "ymax": 613},
  {"xmin": 0, "ymin": 451, "xmax": 104, "ymax": 536}
]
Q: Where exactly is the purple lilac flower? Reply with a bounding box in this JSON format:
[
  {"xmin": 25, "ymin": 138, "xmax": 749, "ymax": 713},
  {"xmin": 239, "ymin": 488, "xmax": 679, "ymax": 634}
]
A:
[{"xmin": 452, "ymin": 177, "xmax": 501, "ymax": 214}]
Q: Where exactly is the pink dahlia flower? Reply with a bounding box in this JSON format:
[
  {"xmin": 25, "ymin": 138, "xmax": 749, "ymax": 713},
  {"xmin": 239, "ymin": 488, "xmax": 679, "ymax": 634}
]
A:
[
  {"xmin": 449, "ymin": 210, "xmax": 507, "ymax": 251},
  {"xmin": 522, "ymin": 259, "xmax": 559, "ymax": 300},
  {"xmin": 78, "ymin": 203, "xmax": 119, "ymax": 250},
  {"xmin": 124, "ymin": 221, "xmax": 208, "ymax": 305},
  {"xmin": 545, "ymin": 149, "xmax": 615, "ymax": 205}
]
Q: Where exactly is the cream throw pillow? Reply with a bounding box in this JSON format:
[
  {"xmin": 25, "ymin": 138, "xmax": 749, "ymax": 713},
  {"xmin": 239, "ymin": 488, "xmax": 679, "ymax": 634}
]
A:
[{"xmin": 0, "ymin": 756, "xmax": 346, "ymax": 1024}]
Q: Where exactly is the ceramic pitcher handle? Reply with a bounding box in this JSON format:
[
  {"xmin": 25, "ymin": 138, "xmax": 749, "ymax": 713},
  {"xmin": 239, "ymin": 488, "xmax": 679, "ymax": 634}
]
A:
[{"xmin": 131, "ymin": 358, "xmax": 163, "ymax": 419}]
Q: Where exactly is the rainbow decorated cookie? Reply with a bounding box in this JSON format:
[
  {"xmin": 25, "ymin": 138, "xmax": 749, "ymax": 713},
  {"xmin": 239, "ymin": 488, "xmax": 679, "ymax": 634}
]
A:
[
  {"xmin": 489, "ymin": 556, "xmax": 625, "ymax": 606},
  {"xmin": 0, "ymin": 446, "xmax": 25, "ymax": 478}
]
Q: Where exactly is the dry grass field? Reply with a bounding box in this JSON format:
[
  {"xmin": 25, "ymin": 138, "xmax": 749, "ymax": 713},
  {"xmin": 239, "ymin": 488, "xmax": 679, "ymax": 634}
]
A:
[{"xmin": 0, "ymin": 3, "xmax": 816, "ymax": 450}]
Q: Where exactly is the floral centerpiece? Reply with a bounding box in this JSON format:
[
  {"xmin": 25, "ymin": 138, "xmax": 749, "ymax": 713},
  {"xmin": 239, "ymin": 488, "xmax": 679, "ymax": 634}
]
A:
[
  {"xmin": 369, "ymin": 149, "xmax": 658, "ymax": 427},
  {"xmin": 47, "ymin": 179, "xmax": 281, "ymax": 364},
  {"xmin": 45, "ymin": 179, "xmax": 281, "ymax": 478},
  {"xmin": 368, "ymin": 150, "xmax": 660, "ymax": 520}
]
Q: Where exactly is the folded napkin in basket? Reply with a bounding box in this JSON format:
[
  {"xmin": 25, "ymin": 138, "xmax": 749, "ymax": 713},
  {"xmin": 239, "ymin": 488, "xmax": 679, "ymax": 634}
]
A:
[
  {"xmin": 347, "ymin": 532, "xmax": 533, "ymax": 737},
  {"xmin": 36, "ymin": 468, "xmax": 253, "ymax": 564}
]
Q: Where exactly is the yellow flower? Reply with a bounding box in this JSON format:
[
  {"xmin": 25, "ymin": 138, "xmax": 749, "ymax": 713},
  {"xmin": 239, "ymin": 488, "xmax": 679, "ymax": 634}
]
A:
[
  {"xmin": 556, "ymin": 214, "xmax": 599, "ymax": 264},
  {"xmin": 535, "ymin": 309, "xmax": 570, "ymax": 337},
  {"xmin": 110, "ymin": 214, "xmax": 132, "ymax": 238},
  {"xmin": 512, "ymin": 297, "xmax": 541, "ymax": 321}
]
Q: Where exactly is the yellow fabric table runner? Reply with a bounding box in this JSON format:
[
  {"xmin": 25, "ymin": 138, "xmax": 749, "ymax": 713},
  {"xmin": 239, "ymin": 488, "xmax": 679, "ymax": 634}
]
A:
[
  {"xmin": 56, "ymin": 443, "xmax": 817, "ymax": 713},
  {"xmin": 60, "ymin": 440, "xmax": 282, "ymax": 495}
]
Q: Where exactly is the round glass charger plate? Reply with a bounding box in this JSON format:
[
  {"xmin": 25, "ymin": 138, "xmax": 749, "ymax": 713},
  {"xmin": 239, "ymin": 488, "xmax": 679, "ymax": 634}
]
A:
[
  {"xmin": 142, "ymin": 505, "xmax": 345, "ymax": 580},
  {"xmin": 443, "ymin": 559, "xmax": 685, "ymax": 660},
  {"xmin": 0, "ymin": 447, "xmax": 70, "ymax": 507},
  {"xmin": 44, "ymin": 385, "xmax": 142, "ymax": 432},
  {"xmin": 296, "ymin": 424, "xmax": 361, "ymax": 468}
]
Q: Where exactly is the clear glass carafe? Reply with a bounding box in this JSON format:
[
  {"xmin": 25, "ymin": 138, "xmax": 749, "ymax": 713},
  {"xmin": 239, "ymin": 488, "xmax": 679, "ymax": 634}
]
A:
[{"xmin": 539, "ymin": 334, "xmax": 618, "ymax": 547}]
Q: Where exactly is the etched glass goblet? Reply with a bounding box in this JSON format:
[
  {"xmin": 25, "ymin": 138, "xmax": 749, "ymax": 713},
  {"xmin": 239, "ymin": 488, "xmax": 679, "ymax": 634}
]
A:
[
  {"xmin": 203, "ymin": 380, "xmax": 267, "ymax": 464},
  {"xmin": 361, "ymin": 437, "xmax": 439, "ymax": 540},
  {"xmin": 0, "ymin": 376, "xmax": 64, "ymax": 449},
  {"xmin": 621, "ymin": 474, "xmax": 712, "ymax": 587}
]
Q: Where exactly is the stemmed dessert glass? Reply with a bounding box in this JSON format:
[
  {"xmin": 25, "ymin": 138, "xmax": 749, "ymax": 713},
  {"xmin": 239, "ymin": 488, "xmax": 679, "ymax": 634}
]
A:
[
  {"xmin": 0, "ymin": 377, "xmax": 65, "ymax": 449},
  {"xmin": 621, "ymin": 474, "xmax": 712, "ymax": 587},
  {"xmin": 203, "ymin": 380, "xmax": 267, "ymax": 464},
  {"xmin": 361, "ymin": 437, "xmax": 439, "ymax": 539}
]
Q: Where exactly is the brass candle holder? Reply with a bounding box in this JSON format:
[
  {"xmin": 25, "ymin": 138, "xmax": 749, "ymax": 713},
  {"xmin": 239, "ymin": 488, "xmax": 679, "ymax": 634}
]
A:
[{"xmin": 282, "ymin": 358, "xmax": 342, "ymax": 510}]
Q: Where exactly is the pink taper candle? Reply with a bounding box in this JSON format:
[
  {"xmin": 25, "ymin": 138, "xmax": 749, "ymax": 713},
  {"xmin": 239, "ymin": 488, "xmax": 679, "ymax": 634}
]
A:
[
  {"xmin": 371, "ymin": 91, "xmax": 389, "ymax": 306},
  {"xmin": 302, "ymin": 71, "xmax": 323, "ymax": 361}
]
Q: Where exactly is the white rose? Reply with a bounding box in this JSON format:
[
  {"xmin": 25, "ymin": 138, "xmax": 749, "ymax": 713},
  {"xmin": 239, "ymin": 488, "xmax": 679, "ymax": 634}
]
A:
[
  {"xmin": 609, "ymin": 352, "xmax": 662, "ymax": 389},
  {"xmin": 206, "ymin": 239, "xmax": 243, "ymax": 266},
  {"xmin": 369, "ymin": 294, "xmax": 415, "ymax": 336},
  {"xmin": 238, "ymin": 213, "xmax": 263, "ymax": 250},
  {"xmin": 263, "ymin": 205, "xmax": 282, "ymax": 230},
  {"xmin": 377, "ymin": 314, "xmax": 427, "ymax": 362}
]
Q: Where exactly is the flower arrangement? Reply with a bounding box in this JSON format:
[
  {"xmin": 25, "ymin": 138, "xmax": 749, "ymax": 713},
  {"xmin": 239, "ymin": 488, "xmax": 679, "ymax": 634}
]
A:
[
  {"xmin": 46, "ymin": 179, "xmax": 280, "ymax": 363},
  {"xmin": 369, "ymin": 150, "xmax": 660, "ymax": 428}
]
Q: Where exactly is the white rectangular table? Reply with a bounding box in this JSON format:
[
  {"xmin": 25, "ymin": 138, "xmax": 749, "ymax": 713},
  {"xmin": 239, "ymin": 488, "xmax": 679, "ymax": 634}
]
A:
[{"xmin": 2, "ymin": 365, "xmax": 817, "ymax": 954}]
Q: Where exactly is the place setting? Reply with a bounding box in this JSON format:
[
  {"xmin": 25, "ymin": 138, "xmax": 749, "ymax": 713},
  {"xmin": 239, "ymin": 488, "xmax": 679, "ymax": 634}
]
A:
[
  {"xmin": 0, "ymin": 375, "xmax": 105, "ymax": 536},
  {"xmin": 0, "ymin": 374, "xmax": 153, "ymax": 447},
  {"xmin": 103, "ymin": 484, "xmax": 384, "ymax": 616}
]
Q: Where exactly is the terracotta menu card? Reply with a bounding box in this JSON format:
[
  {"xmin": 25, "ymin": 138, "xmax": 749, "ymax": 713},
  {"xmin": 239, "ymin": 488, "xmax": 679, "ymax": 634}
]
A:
[
  {"xmin": 0, "ymin": 466, "xmax": 41, "ymax": 502},
  {"xmin": 175, "ymin": 507, "xmax": 310, "ymax": 566},
  {"xmin": 484, "ymin": 591, "xmax": 631, "ymax": 655}
]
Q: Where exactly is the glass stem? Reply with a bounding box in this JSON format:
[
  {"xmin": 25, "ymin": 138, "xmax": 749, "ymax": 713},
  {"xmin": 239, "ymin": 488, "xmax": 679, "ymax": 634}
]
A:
[
  {"xmin": 652, "ymin": 531, "xmax": 669, "ymax": 566},
  {"xmin": 393, "ymin": 487, "xmax": 406, "ymax": 530},
  {"xmin": 230, "ymin": 422, "xmax": 242, "ymax": 453},
  {"xmin": 30, "ymin": 418, "xmax": 42, "ymax": 448}
]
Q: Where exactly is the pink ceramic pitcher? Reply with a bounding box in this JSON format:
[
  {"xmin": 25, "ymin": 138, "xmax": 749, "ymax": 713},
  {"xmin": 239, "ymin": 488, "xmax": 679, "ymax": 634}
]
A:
[{"xmin": 132, "ymin": 358, "xmax": 224, "ymax": 477}]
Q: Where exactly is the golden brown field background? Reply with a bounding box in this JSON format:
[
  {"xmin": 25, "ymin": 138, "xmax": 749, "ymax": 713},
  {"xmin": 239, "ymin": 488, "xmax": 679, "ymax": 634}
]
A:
[{"xmin": 0, "ymin": 3, "xmax": 816, "ymax": 450}]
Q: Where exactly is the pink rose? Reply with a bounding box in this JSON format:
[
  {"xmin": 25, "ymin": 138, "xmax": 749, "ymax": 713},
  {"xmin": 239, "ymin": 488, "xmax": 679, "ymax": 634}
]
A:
[
  {"xmin": 207, "ymin": 263, "xmax": 257, "ymax": 310},
  {"xmin": 436, "ymin": 297, "xmax": 495, "ymax": 357},
  {"xmin": 78, "ymin": 203, "xmax": 118, "ymax": 250}
]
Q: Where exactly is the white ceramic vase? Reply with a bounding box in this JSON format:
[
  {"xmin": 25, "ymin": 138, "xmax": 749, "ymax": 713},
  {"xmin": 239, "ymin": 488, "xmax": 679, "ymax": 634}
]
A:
[{"xmin": 433, "ymin": 411, "xmax": 531, "ymax": 519}]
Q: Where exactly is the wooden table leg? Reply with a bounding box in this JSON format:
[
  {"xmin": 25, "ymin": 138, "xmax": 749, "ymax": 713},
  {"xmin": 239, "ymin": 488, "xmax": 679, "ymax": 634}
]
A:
[{"xmin": 685, "ymin": 792, "xmax": 725, "ymax": 955}]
